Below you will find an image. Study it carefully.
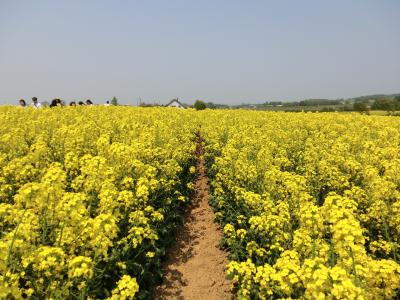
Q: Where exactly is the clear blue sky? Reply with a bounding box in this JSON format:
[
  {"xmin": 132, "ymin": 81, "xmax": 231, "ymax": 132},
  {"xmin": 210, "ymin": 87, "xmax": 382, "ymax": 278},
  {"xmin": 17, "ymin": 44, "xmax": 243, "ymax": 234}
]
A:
[{"xmin": 0, "ymin": 0, "xmax": 399, "ymax": 105}]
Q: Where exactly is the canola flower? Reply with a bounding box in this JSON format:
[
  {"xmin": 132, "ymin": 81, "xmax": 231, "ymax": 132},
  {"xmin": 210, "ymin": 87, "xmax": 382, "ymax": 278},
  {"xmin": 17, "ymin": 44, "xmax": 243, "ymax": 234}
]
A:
[
  {"xmin": 1, "ymin": 106, "xmax": 400, "ymax": 299},
  {"xmin": 200, "ymin": 111, "xmax": 400, "ymax": 299},
  {"xmin": 0, "ymin": 106, "xmax": 198, "ymax": 299}
]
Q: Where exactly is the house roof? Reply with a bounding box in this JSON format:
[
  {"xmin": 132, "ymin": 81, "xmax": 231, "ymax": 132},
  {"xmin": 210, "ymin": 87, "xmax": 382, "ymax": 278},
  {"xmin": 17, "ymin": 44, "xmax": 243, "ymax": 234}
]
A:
[{"xmin": 165, "ymin": 99, "xmax": 186, "ymax": 108}]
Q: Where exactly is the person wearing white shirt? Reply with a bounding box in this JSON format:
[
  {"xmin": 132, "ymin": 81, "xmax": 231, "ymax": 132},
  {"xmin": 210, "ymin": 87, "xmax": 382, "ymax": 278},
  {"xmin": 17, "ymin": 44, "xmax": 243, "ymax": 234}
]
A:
[{"xmin": 31, "ymin": 97, "xmax": 42, "ymax": 108}]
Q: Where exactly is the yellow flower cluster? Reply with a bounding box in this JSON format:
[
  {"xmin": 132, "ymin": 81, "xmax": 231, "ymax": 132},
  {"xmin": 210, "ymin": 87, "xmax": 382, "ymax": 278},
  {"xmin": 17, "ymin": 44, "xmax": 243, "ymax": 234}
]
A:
[
  {"xmin": 2, "ymin": 107, "xmax": 400, "ymax": 298},
  {"xmin": 201, "ymin": 111, "xmax": 400, "ymax": 299},
  {"xmin": 108, "ymin": 275, "xmax": 139, "ymax": 300},
  {"xmin": 0, "ymin": 106, "xmax": 198, "ymax": 298}
]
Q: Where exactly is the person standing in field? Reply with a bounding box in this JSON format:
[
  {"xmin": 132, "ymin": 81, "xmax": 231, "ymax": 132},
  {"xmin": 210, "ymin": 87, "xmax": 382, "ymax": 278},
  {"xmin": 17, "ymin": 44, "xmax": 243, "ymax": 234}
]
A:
[
  {"xmin": 104, "ymin": 100, "xmax": 110, "ymax": 106},
  {"xmin": 50, "ymin": 98, "xmax": 63, "ymax": 107},
  {"xmin": 19, "ymin": 99, "xmax": 26, "ymax": 107},
  {"xmin": 31, "ymin": 97, "xmax": 42, "ymax": 108},
  {"xmin": 50, "ymin": 99, "xmax": 58, "ymax": 107}
]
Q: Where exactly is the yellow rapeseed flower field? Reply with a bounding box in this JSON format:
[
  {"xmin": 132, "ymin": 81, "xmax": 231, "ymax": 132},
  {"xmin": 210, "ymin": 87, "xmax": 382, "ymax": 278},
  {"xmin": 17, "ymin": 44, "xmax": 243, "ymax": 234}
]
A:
[
  {"xmin": 1, "ymin": 107, "xmax": 400, "ymax": 299},
  {"xmin": 200, "ymin": 111, "xmax": 400, "ymax": 299},
  {"xmin": 0, "ymin": 106, "xmax": 197, "ymax": 299}
]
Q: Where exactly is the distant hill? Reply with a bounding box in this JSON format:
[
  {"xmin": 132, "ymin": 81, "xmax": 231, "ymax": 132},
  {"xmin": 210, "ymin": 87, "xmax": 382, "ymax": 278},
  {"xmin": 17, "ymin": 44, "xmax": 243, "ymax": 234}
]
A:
[
  {"xmin": 349, "ymin": 93, "xmax": 400, "ymax": 103},
  {"xmin": 223, "ymin": 93, "xmax": 400, "ymax": 112},
  {"xmin": 292, "ymin": 93, "xmax": 400, "ymax": 105}
]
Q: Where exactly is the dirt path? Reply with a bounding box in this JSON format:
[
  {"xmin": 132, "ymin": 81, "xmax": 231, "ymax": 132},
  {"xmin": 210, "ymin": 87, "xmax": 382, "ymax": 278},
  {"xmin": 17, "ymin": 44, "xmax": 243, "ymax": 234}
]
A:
[{"xmin": 155, "ymin": 140, "xmax": 231, "ymax": 300}]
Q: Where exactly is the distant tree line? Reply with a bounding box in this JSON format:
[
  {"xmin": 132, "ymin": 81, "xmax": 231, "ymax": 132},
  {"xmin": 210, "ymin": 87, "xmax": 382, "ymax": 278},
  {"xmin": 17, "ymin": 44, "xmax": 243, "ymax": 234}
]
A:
[
  {"xmin": 264, "ymin": 101, "xmax": 283, "ymax": 106},
  {"xmin": 284, "ymin": 99, "xmax": 344, "ymax": 107},
  {"xmin": 351, "ymin": 95, "xmax": 400, "ymax": 113},
  {"xmin": 127, "ymin": 93, "xmax": 400, "ymax": 113},
  {"xmin": 370, "ymin": 96, "xmax": 400, "ymax": 111},
  {"xmin": 193, "ymin": 100, "xmax": 230, "ymax": 110},
  {"xmin": 253, "ymin": 94, "xmax": 400, "ymax": 113}
]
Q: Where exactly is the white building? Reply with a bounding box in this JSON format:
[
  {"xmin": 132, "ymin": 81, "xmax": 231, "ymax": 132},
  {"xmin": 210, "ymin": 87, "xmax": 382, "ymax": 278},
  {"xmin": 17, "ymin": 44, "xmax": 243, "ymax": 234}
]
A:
[{"xmin": 166, "ymin": 99, "xmax": 186, "ymax": 109}]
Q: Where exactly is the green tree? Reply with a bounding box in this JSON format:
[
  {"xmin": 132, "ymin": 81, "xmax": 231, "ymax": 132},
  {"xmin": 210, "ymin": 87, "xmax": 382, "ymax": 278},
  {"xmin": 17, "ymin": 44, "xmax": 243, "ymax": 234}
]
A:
[
  {"xmin": 394, "ymin": 95, "xmax": 400, "ymax": 110},
  {"xmin": 111, "ymin": 96, "xmax": 118, "ymax": 106},
  {"xmin": 353, "ymin": 102, "xmax": 368, "ymax": 113},
  {"xmin": 371, "ymin": 99, "xmax": 395, "ymax": 111},
  {"xmin": 206, "ymin": 102, "xmax": 217, "ymax": 109},
  {"xmin": 194, "ymin": 100, "xmax": 206, "ymax": 111}
]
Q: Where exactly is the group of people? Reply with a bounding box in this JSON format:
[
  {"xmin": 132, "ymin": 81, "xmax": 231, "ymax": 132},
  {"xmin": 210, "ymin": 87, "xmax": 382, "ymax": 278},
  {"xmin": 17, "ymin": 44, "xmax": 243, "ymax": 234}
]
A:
[
  {"xmin": 19, "ymin": 97, "xmax": 43, "ymax": 108},
  {"xmin": 18, "ymin": 97, "xmax": 111, "ymax": 108}
]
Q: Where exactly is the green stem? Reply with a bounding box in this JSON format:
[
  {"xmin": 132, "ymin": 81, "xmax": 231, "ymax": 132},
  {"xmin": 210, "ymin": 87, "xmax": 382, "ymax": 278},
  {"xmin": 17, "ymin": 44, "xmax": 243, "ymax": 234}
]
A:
[{"xmin": 6, "ymin": 207, "xmax": 27, "ymax": 270}]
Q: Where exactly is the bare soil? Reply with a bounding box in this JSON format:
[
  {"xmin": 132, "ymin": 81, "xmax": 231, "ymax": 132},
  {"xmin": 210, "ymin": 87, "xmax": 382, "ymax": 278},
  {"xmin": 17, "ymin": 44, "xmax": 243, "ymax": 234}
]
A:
[{"xmin": 154, "ymin": 142, "xmax": 231, "ymax": 300}]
